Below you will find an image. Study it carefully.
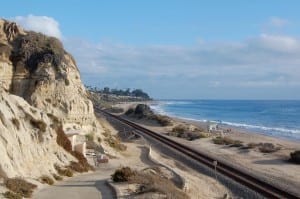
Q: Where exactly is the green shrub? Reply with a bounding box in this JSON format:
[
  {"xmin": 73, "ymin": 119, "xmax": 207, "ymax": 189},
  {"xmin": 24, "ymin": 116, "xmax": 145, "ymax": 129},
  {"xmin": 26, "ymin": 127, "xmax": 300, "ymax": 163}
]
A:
[
  {"xmin": 4, "ymin": 178, "xmax": 37, "ymax": 198},
  {"xmin": 3, "ymin": 191, "xmax": 22, "ymax": 199},
  {"xmin": 85, "ymin": 133, "xmax": 94, "ymax": 141},
  {"xmin": 290, "ymin": 150, "xmax": 300, "ymax": 164},
  {"xmin": 111, "ymin": 167, "xmax": 136, "ymax": 182},
  {"xmin": 39, "ymin": 175, "xmax": 54, "ymax": 185}
]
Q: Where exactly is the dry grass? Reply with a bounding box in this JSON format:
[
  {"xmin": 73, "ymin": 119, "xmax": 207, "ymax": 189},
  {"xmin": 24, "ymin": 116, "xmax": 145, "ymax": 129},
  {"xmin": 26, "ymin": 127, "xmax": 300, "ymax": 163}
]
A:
[
  {"xmin": 3, "ymin": 191, "xmax": 22, "ymax": 199},
  {"xmin": 102, "ymin": 129, "xmax": 110, "ymax": 137},
  {"xmin": 68, "ymin": 161, "xmax": 89, "ymax": 173},
  {"xmin": 258, "ymin": 143, "xmax": 280, "ymax": 153},
  {"xmin": 52, "ymin": 173, "xmax": 63, "ymax": 181},
  {"xmin": 130, "ymin": 171, "xmax": 189, "ymax": 199},
  {"xmin": 170, "ymin": 125, "xmax": 208, "ymax": 141},
  {"xmin": 152, "ymin": 115, "xmax": 172, "ymax": 126},
  {"xmin": 172, "ymin": 125, "xmax": 186, "ymax": 134},
  {"xmin": 4, "ymin": 178, "xmax": 37, "ymax": 198},
  {"xmin": 39, "ymin": 175, "xmax": 54, "ymax": 185},
  {"xmin": 54, "ymin": 164, "xmax": 73, "ymax": 177},
  {"xmin": 103, "ymin": 129, "xmax": 127, "ymax": 151},
  {"xmin": 213, "ymin": 136, "xmax": 243, "ymax": 147},
  {"xmin": 112, "ymin": 166, "xmax": 188, "ymax": 199}
]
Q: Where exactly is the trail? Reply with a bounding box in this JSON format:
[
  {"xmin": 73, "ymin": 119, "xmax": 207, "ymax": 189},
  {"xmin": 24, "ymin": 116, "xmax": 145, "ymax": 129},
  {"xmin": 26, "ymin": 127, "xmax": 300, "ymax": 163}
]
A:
[{"xmin": 33, "ymin": 167, "xmax": 116, "ymax": 199}]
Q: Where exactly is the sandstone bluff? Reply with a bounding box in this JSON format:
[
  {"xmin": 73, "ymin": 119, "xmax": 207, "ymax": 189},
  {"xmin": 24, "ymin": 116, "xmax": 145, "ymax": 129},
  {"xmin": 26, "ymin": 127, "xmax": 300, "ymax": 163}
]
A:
[{"xmin": 0, "ymin": 19, "xmax": 104, "ymax": 179}]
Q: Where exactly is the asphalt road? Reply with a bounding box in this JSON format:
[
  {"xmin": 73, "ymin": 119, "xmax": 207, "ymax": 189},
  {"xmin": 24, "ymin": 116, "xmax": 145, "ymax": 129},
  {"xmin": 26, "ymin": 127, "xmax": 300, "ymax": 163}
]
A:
[{"xmin": 33, "ymin": 167, "xmax": 116, "ymax": 199}]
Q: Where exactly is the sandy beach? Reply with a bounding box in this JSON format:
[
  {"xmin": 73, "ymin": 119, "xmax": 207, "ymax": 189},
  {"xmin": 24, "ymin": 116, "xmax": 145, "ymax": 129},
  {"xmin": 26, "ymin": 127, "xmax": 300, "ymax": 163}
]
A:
[
  {"xmin": 112, "ymin": 102, "xmax": 300, "ymax": 196},
  {"xmin": 99, "ymin": 109, "xmax": 230, "ymax": 198}
]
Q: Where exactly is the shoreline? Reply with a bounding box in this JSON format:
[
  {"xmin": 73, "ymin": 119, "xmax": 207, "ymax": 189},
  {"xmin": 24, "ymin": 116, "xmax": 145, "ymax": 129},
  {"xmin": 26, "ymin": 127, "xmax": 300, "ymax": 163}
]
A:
[
  {"xmin": 114, "ymin": 101, "xmax": 300, "ymax": 196},
  {"xmin": 114, "ymin": 100, "xmax": 300, "ymax": 144},
  {"xmin": 149, "ymin": 100, "xmax": 300, "ymax": 143},
  {"xmin": 113, "ymin": 101, "xmax": 300, "ymax": 151}
]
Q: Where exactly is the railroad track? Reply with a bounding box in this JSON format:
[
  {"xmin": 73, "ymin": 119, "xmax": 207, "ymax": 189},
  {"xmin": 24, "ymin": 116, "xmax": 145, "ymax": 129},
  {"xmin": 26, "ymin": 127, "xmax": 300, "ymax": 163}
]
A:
[{"xmin": 96, "ymin": 108, "xmax": 299, "ymax": 199}]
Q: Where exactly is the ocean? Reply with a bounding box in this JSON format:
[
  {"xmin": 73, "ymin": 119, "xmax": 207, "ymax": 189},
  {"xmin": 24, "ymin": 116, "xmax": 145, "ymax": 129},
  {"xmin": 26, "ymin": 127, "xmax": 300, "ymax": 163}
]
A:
[{"xmin": 150, "ymin": 100, "xmax": 300, "ymax": 142}]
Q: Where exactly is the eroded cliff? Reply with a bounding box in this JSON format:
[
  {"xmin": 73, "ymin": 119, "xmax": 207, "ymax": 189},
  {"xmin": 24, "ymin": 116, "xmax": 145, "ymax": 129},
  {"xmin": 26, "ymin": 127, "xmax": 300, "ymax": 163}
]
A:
[{"xmin": 0, "ymin": 18, "xmax": 103, "ymax": 179}]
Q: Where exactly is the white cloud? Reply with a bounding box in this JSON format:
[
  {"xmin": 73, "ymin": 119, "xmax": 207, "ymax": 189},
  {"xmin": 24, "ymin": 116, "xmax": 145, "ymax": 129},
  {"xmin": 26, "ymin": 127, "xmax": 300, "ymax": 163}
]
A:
[
  {"xmin": 13, "ymin": 14, "xmax": 62, "ymax": 39},
  {"xmin": 269, "ymin": 17, "xmax": 289, "ymax": 28},
  {"xmin": 249, "ymin": 34, "xmax": 299, "ymax": 52},
  {"xmin": 63, "ymin": 33, "xmax": 300, "ymax": 97}
]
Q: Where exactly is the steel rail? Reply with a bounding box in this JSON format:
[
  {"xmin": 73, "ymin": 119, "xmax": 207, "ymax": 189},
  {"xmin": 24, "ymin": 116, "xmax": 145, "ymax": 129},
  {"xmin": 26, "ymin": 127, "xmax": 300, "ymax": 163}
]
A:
[{"xmin": 97, "ymin": 108, "xmax": 299, "ymax": 199}]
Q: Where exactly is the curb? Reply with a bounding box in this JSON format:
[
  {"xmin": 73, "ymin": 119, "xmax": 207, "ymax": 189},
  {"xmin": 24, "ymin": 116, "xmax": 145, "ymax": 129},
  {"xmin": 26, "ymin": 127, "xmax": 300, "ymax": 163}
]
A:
[{"xmin": 106, "ymin": 179, "xmax": 122, "ymax": 199}]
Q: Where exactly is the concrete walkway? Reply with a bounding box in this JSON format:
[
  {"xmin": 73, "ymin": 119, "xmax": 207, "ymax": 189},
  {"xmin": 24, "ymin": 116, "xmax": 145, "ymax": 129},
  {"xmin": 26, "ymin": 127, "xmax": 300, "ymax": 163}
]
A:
[{"xmin": 33, "ymin": 167, "xmax": 116, "ymax": 199}]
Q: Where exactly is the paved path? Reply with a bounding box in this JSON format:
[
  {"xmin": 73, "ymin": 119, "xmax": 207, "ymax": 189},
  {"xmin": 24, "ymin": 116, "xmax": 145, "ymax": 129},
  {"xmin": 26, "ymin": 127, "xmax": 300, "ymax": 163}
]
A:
[{"xmin": 33, "ymin": 166, "xmax": 116, "ymax": 199}]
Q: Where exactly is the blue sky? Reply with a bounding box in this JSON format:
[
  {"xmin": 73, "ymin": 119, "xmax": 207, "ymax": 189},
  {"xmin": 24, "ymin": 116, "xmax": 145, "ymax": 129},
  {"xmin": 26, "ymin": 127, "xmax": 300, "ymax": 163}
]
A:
[{"xmin": 2, "ymin": 1, "xmax": 300, "ymax": 99}]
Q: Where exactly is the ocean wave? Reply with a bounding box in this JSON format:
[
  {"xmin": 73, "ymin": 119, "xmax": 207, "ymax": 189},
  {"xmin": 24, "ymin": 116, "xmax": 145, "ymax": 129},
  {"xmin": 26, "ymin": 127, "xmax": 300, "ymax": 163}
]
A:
[
  {"xmin": 162, "ymin": 101, "xmax": 193, "ymax": 105},
  {"xmin": 149, "ymin": 102, "xmax": 300, "ymax": 136},
  {"xmin": 174, "ymin": 116, "xmax": 300, "ymax": 135},
  {"xmin": 149, "ymin": 104, "xmax": 167, "ymax": 115},
  {"xmin": 220, "ymin": 121, "xmax": 300, "ymax": 134}
]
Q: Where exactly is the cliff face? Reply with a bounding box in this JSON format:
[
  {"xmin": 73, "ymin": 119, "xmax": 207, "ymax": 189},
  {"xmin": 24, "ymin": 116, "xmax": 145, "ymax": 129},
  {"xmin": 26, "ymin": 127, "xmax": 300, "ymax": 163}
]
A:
[
  {"xmin": 0, "ymin": 18, "xmax": 100, "ymax": 134},
  {"xmin": 0, "ymin": 88, "xmax": 74, "ymax": 178},
  {"xmin": 0, "ymin": 19, "xmax": 102, "ymax": 179}
]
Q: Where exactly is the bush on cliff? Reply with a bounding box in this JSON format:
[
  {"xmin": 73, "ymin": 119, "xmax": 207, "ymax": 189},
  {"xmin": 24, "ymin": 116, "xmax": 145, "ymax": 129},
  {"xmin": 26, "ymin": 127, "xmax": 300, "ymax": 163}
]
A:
[
  {"xmin": 4, "ymin": 178, "xmax": 37, "ymax": 198},
  {"xmin": 11, "ymin": 31, "xmax": 65, "ymax": 73},
  {"xmin": 39, "ymin": 175, "xmax": 54, "ymax": 185},
  {"xmin": 3, "ymin": 191, "xmax": 22, "ymax": 199}
]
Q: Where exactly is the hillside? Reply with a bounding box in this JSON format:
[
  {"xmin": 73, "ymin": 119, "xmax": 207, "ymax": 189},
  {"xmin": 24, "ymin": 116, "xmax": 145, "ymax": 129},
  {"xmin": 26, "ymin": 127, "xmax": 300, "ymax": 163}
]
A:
[
  {"xmin": 88, "ymin": 87, "xmax": 152, "ymax": 108},
  {"xmin": 0, "ymin": 18, "xmax": 105, "ymax": 187}
]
